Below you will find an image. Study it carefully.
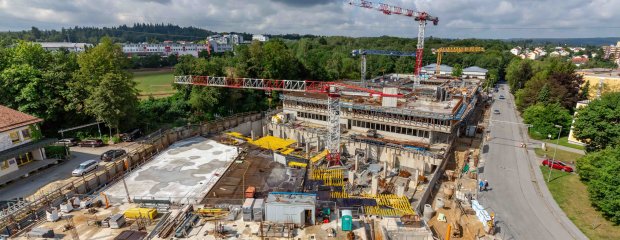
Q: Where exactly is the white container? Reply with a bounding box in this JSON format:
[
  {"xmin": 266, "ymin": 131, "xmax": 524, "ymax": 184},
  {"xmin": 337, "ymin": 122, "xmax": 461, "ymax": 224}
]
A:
[
  {"xmin": 434, "ymin": 198, "xmax": 445, "ymax": 210},
  {"xmin": 59, "ymin": 202, "xmax": 73, "ymax": 213},
  {"xmin": 46, "ymin": 208, "xmax": 59, "ymax": 222}
]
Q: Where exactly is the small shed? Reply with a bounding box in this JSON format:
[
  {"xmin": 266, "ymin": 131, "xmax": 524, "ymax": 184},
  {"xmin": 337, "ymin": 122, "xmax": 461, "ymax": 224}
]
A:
[
  {"xmin": 264, "ymin": 192, "xmax": 316, "ymax": 226},
  {"xmin": 108, "ymin": 214, "xmax": 126, "ymax": 229}
]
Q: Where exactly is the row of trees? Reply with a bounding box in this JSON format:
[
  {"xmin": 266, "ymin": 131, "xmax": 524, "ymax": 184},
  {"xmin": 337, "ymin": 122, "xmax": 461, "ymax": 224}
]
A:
[{"xmin": 0, "ymin": 38, "xmax": 138, "ymax": 136}]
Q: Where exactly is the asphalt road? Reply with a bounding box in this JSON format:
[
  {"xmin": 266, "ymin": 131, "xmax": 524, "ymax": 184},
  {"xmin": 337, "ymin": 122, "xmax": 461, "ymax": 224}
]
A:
[
  {"xmin": 478, "ymin": 84, "xmax": 585, "ymax": 240},
  {"xmin": 0, "ymin": 143, "xmax": 137, "ymax": 201}
]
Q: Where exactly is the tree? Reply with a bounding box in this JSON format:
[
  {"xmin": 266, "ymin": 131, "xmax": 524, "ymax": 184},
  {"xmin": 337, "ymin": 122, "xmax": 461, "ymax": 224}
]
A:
[
  {"xmin": 537, "ymin": 83, "xmax": 551, "ymax": 103},
  {"xmin": 576, "ymin": 147, "xmax": 620, "ymax": 224},
  {"xmin": 452, "ymin": 64, "xmax": 463, "ymax": 78},
  {"xmin": 522, "ymin": 103, "xmax": 572, "ymax": 138},
  {"xmin": 505, "ymin": 59, "xmax": 533, "ymax": 93},
  {"xmin": 85, "ymin": 73, "xmax": 138, "ymax": 134},
  {"xmin": 572, "ymin": 92, "xmax": 620, "ymax": 152},
  {"xmin": 579, "ymin": 81, "xmax": 590, "ymax": 100}
]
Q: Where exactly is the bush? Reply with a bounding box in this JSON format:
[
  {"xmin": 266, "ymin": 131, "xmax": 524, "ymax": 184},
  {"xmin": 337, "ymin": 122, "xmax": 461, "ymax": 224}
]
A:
[
  {"xmin": 576, "ymin": 147, "xmax": 620, "ymax": 224},
  {"xmin": 44, "ymin": 145, "xmax": 69, "ymax": 159}
]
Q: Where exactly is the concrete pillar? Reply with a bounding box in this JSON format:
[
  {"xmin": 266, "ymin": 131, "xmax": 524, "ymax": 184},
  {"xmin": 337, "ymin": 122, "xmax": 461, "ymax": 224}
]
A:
[
  {"xmin": 305, "ymin": 142, "xmax": 310, "ymax": 154},
  {"xmin": 251, "ymin": 130, "xmax": 255, "ymax": 140},
  {"xmin": 383, "ymin": 161, "xmax": 388, "ymax": 178},
  {"xmin": 371, "ymin": 175, "xmax": 378, "ymax": 196},
  {"xmin": 396, "ymin": 184, "xmax": 405, "ymax": 197},
  {"xmin": 348, "ymin": 171, "xmax": 355, "ymax": 185},
  {"xmin": 392, "ymin": 152, "xmax": 398, "ymax": 169}
]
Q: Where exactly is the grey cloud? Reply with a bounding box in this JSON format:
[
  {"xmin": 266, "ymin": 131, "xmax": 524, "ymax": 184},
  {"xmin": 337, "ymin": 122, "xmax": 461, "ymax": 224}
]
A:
[
  {"xmin": 271, "ymin": 0, "xmax": 336, "ymax": 7},
  {"xmin": 0, "ymin": 0, "xmax": 619, "ymax": 39}
]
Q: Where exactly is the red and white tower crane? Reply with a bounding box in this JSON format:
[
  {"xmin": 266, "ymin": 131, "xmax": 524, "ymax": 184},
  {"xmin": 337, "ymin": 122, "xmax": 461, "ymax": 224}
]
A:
[
  {"xmin": 348, "ymin": 1, "xmax": 439, "ymax": 80},
  {"xmin": 174, "ymin": 75, "xmax": 402, "ymax": 167}
]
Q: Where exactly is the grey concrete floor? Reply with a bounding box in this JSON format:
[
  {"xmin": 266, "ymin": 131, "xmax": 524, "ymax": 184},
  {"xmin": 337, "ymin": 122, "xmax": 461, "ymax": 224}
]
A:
[{"xmin": 478, "ymin": 84, "xmax": 587, "ymax": 240}]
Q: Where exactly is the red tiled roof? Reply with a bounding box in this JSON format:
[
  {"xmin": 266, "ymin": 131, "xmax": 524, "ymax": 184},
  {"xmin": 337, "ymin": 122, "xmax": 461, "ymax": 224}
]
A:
[{"xmin": 0, "ymin": 105, "xmax": 42, "ymax": 132}]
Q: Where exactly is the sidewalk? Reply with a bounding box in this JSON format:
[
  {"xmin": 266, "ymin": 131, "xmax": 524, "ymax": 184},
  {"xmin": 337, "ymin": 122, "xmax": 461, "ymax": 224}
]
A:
[
  {"xmin": 519, "ymin": 116, "xmax": 588, "ymax": 240},
  {"xmin": 528, "ymin": 139, "xmax": 585, "ymax": 155},
  {"xmin": 0, "ymin": 159, "xmax": 61, "ymax": 186}
]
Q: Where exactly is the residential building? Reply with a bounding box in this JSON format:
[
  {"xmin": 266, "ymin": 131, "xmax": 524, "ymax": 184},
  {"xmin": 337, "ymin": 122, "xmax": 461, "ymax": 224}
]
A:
[
  {"xmin": 577, "ymin": 68, "xmax": 620, "ymax": 99},
  {"xmin": 0, "ymin": 105, "xmax": 55, "ymax": 180},
  {"xmin": 207, "ymin": 34, "xmax": 244, "ymax": 45},
  {"xmin": 602, "ymin": 41, "xmax": 620, "ymax": 65},
  {"xmin": 571, "ymin": 55, "xmax": 589, "ymax": 67},
  {"xmin": 526, "ymin": 52, "xmax": 539, "ymax": 60},
  {"xmin": 36, "ymin": 42, "xmax": 93, "ymax": 52},
  {"xmin": 567, "ymin": 100, "xmax": 590, "ymax": 146},
  {"xmin": 252, "ymin": 34, "xmax": 269, "ymax": 42},
  {"xmin": 549, "ymin": 51, "xmax": 561, "ymax": 57},
  {"xmin": 510, "ymin": 47, "xmax": 521, "ymax": 56}
]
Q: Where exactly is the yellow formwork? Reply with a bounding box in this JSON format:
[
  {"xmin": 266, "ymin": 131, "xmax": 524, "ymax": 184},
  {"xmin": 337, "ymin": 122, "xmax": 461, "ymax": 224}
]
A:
[
  {"xmin": 225, "ymin": 132, "xmax": 251, "ymax": 141},
  {"xmin": 310, "ymin": 149, "xmax": 329, "ymax": 163},
  {"xmin": 249, "ymin": 136, "xmax": 296, "ymax": 151},
  {"xmin": 331, "ymin": 193, "xmax": 415, "ymax": 217},
  {"xmin": 288, "ymin": 161, "xmax": 307, "ymax": 168},
  {"xmin": 280, "ymin": 148, "xmax": 295, "ymax": 155}
]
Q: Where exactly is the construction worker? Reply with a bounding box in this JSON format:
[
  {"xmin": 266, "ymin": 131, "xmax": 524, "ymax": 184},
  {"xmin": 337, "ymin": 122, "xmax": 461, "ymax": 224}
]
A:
[
  {"xmin": 479, "ymin": 180, "xmax": 484, "ymax": 191},
  {"xmin": 484, "ymin": 180, "xmax": 489, "ymax": 191}
]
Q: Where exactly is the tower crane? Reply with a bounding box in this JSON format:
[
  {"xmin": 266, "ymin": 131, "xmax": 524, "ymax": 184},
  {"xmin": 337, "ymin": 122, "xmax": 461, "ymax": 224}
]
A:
[
  {"xmin": 348, "ymin": 0, "xmax": 438, "ymax": 81},
  {"xmin": 351, "ymin": 49, "xmax": 416, "ymax": 86},
  {"xmin": 173, "ymin": 75, "xmax": 402, "ymax": 167},
  {"xmin": 434, "ymin": 47, "xmax": 485, "ymax": 75}
]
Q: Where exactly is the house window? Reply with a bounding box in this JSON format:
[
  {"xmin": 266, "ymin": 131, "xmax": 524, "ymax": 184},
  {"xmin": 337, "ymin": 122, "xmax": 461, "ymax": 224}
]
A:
[
  {"xmin": 1, "ymin": 160, "xmax": 8, "ymax": 170},
  {"xmin": 10, "ymin": 131, "xmax": 20, "ymax": 144},
  {"xmin": 21, "ymin": 129, "xmax": 31, "ymax": 140}
]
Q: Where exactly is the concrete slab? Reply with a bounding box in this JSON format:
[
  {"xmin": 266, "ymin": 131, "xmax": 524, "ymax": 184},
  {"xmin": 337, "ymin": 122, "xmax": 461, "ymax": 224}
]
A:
[{"xmin": 104, "ymin": 136, "xmax": 238, "ymax": 204}]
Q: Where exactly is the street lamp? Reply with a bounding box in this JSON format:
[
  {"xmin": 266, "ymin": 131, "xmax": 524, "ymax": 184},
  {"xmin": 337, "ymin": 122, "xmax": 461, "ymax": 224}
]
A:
[{"xmin": 547, "ymin": 125, "xmax": 563, "ymax": 182}]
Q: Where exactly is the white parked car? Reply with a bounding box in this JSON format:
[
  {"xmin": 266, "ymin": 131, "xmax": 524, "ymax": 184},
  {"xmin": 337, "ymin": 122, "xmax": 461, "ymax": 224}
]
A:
[{"xmin": 72, "ymin": 160, "xmax": 99, "ymax": 176}]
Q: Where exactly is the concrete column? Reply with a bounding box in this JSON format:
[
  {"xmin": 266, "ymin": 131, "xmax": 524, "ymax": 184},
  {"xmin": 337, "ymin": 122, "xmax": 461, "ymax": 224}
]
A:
[
  {"xmin": 355, "ymin": 154, "xmax": 360, "ymax": 172},
  {"xmin": 383, "ymin": 161, "xmax": 388, "ymax": 178},
  {"xmin": 305, "ymin": 142, "xmax": 310, "ymax": 154},
  {"xmin": 348, "ymin": 171, "xmax": 355, "ymax": 185},
  {"xmin": 396, "ymin": 184, "xmax": 405, "ymax": 197},
  {"xmin": 371, "ymin": 175, "xmax": 378, "ymax": 196},
  {"xmin": 251, "ymin": 130, "xmax": 255, "ymax": 140}
]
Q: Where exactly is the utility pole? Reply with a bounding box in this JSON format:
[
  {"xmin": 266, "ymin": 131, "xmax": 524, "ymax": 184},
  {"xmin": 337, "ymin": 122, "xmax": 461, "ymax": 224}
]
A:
[
  {"xmin": 122, "ymin": 177, "xmax": 132, "ymax": 203},
  {"xmin": 547, "ymin": 125, "xmax": 563, "ymax": 182}
]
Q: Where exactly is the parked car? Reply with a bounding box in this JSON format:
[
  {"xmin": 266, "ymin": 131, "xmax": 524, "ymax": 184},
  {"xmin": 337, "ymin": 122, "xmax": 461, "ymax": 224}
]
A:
[
  {"xmin": 493, "ymin": 109, "xmax": 501, "ymax": 114},
  {"xmin": 100, "ymin": 149, "xmax": 127, "ymax": 162},
  {"xmin": 56, "ymin": 138, "xmax": 78, "ymax": 146},
  {"xmin": 79, "ymin": 139, "xmax": 104, "ymax": 148},
  {"xmin": 499, "ymin": 95, "xmax": 505, "ymax": 100},
  {"xmin": 542, "ymin": 159, "xmax": 573, "ymax": 172},
  {"xmin": 121, "ymin": 129, "xmax": 142, "ymax": 142},
  {"xmin": 72, "ymin": 160, "xmax": 99, "ymax": 176}
]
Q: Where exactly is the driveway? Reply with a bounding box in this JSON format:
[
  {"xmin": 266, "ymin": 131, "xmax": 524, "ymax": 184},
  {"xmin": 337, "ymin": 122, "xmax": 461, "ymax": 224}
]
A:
[
  {"xmin": 0, "ymin": 142, "xmax": 140, "ymax": 201},
  {"xmin": 478, "ymin": 84, "xmax": 586, "ymax": 240}
]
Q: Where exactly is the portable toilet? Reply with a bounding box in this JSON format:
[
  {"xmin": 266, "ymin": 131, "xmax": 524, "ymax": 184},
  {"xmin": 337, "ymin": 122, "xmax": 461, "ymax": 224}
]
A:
[{"xmin": 341, "ymin": 210, "xmax": 353, "ymax": 231}]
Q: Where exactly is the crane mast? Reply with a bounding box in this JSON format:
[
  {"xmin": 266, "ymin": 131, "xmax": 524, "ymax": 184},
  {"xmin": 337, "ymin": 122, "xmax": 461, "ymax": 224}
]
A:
[
  {"xmin": 174, "ymin": 75, "xmax": 402, "ymax": 167},
  {"xmin": 348, "ymin": 1, "xmax": 438, "ymax": 81}
]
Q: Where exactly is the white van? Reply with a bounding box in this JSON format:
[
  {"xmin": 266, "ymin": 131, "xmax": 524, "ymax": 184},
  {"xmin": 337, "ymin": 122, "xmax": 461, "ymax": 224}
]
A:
[{"xmin": 72, "ymin": 160, "xmax": 99, "ymax": 176}]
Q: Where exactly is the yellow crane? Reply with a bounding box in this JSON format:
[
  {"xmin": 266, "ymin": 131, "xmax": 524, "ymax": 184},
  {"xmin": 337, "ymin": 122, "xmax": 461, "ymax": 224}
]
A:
[{"xmin": 434, "ymin": 47, "xmax": 485, "ymax": 75}]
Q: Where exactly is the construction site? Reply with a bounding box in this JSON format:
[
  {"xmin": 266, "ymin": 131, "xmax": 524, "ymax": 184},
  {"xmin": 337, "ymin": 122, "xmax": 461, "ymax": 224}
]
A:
[{"xmin": 0, "ymin": 1, "xmax": 500, "ymax": 240}]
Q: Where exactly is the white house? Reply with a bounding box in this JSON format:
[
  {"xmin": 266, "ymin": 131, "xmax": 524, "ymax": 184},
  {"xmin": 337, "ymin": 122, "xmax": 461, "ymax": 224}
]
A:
[
  {"xmin": 37, "ymin": 42, "xmax": 93, "ymax": 52},
  {"xmin": 0, "ymin": 105, "xmax": 54, "ymax": 180},
  {"xmin": 252, "ymin": 34, "xmax": 270, "ymax": 42},
  {"xmin": 510, "ymin": 47, "xmax": 521, "ymax": 56}
]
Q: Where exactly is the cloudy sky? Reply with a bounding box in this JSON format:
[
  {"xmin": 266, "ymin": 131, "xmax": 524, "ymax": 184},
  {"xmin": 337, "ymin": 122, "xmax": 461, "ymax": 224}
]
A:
[{"xmin": 1, "ymin": 0, "xmax": 619, "ymax": 39}]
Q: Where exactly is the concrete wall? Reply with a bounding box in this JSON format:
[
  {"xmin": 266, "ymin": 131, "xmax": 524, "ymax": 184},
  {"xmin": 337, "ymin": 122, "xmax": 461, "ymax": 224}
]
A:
[
  {"xmin": 267, "ymin": 123, "xmax": 442, "ymax": 174},
  {"xmin": 0, "ymin": 158, "xmax": 18, "ymax": 176}
]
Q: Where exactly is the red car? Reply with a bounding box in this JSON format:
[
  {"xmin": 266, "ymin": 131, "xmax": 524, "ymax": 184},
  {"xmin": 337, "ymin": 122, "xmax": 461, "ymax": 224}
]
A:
[{"xmin": 542, "ymin": 159, "xmax": 573, "ymax": 172}]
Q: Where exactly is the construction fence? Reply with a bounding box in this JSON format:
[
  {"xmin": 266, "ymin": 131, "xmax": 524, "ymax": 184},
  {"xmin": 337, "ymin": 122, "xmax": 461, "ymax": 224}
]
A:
[{"xmin": 0, "ymin": 110, "xmax": 273, "ymax": 237}]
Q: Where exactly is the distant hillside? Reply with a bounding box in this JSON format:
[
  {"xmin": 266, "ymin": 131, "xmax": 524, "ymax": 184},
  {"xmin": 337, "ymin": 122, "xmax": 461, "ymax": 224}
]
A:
[
  {"xmin": 0, "ymin": 23, "xmax": 219, "ymax": 44},
  {"xmin": 507, "ymin": 37, "xmax": 620, "ymax": 46}
]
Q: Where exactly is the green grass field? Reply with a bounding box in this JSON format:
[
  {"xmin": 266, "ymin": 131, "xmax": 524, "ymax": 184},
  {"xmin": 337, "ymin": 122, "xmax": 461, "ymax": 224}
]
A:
[
  {"xmin": 540, "ymin": 166, "xmax": 620, "ymax": 240},
  {"xmin": 542, "ymin": 136, "xmax": 586, "ymax": 151},
  {"xmin": 534, "ymin": 146, "xmax": 581, "ymax": 164},
  {"xmin": 132, "ymin": 71, "xmax": 175, "ymax": 97}
]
